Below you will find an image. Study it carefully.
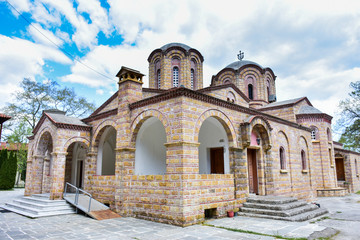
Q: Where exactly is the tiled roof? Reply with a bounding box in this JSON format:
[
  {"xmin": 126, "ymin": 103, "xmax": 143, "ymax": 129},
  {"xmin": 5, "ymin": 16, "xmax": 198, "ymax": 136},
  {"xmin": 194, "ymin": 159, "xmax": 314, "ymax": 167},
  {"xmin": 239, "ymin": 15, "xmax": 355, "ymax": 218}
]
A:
[
  {"xmin": 225, "ymin": 60, "xmax": 264, "ymax": 70},
  {"xmin": 298, "ymin": 105, "xmax": 322, "ymax": 114},
  {"xmin": 45, "ymin": 111, "xmax": 89, "ymax": 127},
  {"xmin": 260, "ymin": 97, "xmax": 305, "ymax": 109}
]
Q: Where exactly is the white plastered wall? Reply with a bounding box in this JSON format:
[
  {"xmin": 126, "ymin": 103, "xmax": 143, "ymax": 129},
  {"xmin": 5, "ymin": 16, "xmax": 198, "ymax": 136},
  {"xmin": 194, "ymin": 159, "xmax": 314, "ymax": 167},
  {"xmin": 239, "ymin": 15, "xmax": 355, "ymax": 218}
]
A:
[
  {"xmin": 135, "ymin": 117, "xmax": 167, "ymax": 175},
  {"xmin": 198, "ymin": 117, "xmax": 229, "ymax": 174},
  {"xmin": 96, "ymin": 127, "xmax": 116, "ymax": 175},
  {"xmin": 70, "ymin": 143, "xmax": 86, "ymax": 187}
]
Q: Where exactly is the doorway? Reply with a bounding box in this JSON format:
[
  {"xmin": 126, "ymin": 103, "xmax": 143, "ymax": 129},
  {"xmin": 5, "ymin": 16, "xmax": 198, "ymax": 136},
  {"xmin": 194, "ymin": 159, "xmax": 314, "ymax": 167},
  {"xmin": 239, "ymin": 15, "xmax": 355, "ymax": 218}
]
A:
[
  {"xmin": 76, "ymin": 160, "xmax": 84, "ymax": 188},
  {"xmin": 247, "ymin": 149, "xmax": 258, "ymax": 194},
  {"xmin": 210, "ymin": 147, "xmax": 224, "ymax": 174},
  {"xmin": 335, "ymin": 158, "xmax": 345, "ymax": 181}
]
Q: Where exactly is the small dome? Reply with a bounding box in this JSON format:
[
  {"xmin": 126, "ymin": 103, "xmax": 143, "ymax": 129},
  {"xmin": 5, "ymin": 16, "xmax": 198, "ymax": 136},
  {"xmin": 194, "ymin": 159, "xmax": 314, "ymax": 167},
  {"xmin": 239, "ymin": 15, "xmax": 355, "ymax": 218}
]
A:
[
  {"xmin": 160, "ymin": 42, "xmax": 192, "ymax": 52},
  {"xmin": 225, "ymin": 60, "xmax": 264, "ymax": 70},
  {"xmin": 298, "ymin": 106, "xmax": 323, "ymax": 114}
]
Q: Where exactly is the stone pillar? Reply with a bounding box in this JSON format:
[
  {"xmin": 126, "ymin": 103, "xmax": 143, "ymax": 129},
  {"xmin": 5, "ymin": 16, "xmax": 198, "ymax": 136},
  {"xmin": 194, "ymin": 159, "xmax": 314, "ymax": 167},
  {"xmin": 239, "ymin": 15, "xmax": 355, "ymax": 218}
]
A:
[
  {"xmin": 164, "ymin": 141, "xmax": 200, "ymax": 174},
  {"xmin": 31, "ymin": 155, "xmax": 44, "ymax": 194},
  {"xmin": 42, "ymin": 156, "xmax": 50, "ymax": 193},
  {"xmin": 50, "ymin": 152, "xmax": 67, "ymax": 200},
  {"xmin": 114, "ymin": 147, "xmax": 136, "ymax": 216},
  {"xmin": 84, "ymin": 151, "xmax": 97, "ymax": 192},
  {"xmin": 24, "ymin": 157, "xmax": 33, "ymax": 196},
  {"xmin": 229, "ymin": 147, "xmax": 247, "ymax": 199}
]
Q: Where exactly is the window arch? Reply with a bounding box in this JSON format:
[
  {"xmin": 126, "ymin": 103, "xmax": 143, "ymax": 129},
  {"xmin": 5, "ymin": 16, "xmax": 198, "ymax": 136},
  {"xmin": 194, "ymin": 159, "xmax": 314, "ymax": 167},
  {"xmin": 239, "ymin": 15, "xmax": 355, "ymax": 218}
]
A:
[
  {"xmin": 310, "ymin": 126, "xmax": 319, "ymax": 140},
  {"xmin": 267, "ymin": 80, "xmax": 270, "ymax": 102},
  {"xmin": 327, "ymin": 128, "xmax": 332, "ymax": 141},
  {"xmin": 157, "ymin": 69, "xmax": 161, "ymax": 89},
  {"xmin": 190, "ymin": 59, "xmax": 197, "ymax": 89},
  {"xmin": 173, "ymin": 67, "xmax": 179, "ymax": 87},
  {"xmin": 355, "ymin": 159, "xmax": 359, "ymax": 176},
  {"xmin": 248, "ymin": 84, "xmax": 254, "ymax": 100},
  {"xmin": 280, "ymin": 147, "xmax": 286, "ymax": 169},
  {"xmin": 301, "ymin": 150, "xmax": 307, "ymax": 170}
]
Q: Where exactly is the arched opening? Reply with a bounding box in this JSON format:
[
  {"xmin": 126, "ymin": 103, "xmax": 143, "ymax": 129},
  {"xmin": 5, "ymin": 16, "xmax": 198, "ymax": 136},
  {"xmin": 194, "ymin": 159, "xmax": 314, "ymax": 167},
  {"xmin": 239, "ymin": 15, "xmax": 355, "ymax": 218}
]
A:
[
  {"xmin": 191, "ymin": 68, "xmax": 194, "ymax": 89},
  {"xmin": 173, "ymin": 67, "xmax": 179, "ymax": 87},
  {"xmin": 36, "ymin": 131, "xmax": 53, "ymax": 193},
  {"xmin": 335, "ymin": 154, "xmax": 345, "ymax": 181},
  {"xmin": 327, "ymin": 128, "xmax": 332, "ymax": 141},
  {"xmin": 310, "ymin": 126, "xmax": 319, "ymax": 140},
  {"xmin": 301, "ymin": 150, "xmax": 307, "ymax": 170},
  {"xmin": 191, "ymin": 58, "xmax": 197, "ymax": 89},
  {"xmin": 135, "ymin": 117, "xmax": 167, "ymax": 175},
  {"xmin": 198, "ymin": 117, "xmax": 230, "ymax": 174},
  {"xmin": 65, "ymin": 142, "xmax": 88, "ymax": 188},
  {"xmin": 97, "ymin": 126, "xmax": 116, "ymax": 175},
  {"xmin": 280, "ymin": 147, "xmax": 286, "ymax": 170},
  {"xmin": 226, "ymin": 91, "xmax": 236, "ymax": 103},
  {"xmin": 248, "ymin": 84, "xmax": 254, "ymax": 100}
]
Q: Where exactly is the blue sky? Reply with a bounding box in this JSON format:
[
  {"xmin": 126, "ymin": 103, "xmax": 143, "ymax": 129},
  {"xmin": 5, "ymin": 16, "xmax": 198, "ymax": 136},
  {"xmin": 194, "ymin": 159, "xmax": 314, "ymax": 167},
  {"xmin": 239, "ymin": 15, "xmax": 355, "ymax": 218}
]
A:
[{"xmin": 1, "ymin": 0, "xmax": 360, "ymax": 137}]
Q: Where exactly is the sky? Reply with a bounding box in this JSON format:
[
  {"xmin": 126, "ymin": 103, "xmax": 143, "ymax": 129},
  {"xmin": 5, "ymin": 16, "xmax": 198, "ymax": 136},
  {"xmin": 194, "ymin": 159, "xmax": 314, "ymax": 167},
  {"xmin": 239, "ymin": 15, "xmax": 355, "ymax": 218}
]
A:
[{"xmin": 1, "ymin": 0, "xmax": 360, "ymax": 138}]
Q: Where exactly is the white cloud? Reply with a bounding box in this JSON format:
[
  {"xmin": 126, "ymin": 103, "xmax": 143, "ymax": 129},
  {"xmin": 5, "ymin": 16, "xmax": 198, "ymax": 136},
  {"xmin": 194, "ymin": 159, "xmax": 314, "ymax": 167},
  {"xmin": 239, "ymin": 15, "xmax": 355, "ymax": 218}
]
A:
[
  {"xmin": 28, "ymin": 23, "xmax": 64, "ymax": 46},
  {"xmin": 0, "ymin": 35, "xmax": 71, "ymax": 108}
]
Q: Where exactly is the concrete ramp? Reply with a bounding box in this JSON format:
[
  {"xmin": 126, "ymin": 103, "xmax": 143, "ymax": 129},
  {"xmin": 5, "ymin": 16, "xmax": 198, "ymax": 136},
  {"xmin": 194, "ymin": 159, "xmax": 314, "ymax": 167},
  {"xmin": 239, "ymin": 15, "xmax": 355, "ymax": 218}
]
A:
[{"xmin": 63, "ymin": 185, "xmax": 120, "ymax": 220}]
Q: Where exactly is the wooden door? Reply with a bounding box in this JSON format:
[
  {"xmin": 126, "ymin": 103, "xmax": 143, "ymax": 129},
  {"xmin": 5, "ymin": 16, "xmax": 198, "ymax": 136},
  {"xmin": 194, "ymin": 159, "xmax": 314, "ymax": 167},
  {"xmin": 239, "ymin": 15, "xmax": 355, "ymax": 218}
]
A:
[
  {"xmin": 210, "ymin": 147, "xmax": 224, "ymax": 174},
  {"xmin": 247, "ymin": 149, "xmax": 258, "ymax": 194},
  {"xmin": 335, "ymin": 158, "xmax": 345, "ymax": 181}
]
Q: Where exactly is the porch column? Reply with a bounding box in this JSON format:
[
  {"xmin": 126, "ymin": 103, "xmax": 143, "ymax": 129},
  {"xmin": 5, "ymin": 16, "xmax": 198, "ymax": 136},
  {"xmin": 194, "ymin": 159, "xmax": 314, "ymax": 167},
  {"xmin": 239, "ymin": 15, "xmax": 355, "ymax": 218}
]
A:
[
  {"xmin": 49, "ymin": 152, "xmax": 67, "ymax": 200},
  {"xmin": 164, "ymin": 141, "xmax": 200, "ymax": 174},
  {"xmin": 229, "ymin": 147, "xmax": 246, "ymax": 199},
  {"xmin": 31, "ymin": 155, "xmax": 44, "ymax": 194},
  {"xmin": 114, "ymin": 147, "xmax": 136, "ymax": 215},
  {"xmin": 83, "ymin": 151, "xmax": 97, "ymax": 192},
  {"xmin": 42, "ymin": 156, "xmax": 50, "ymax": 193},
  {"xmin": 24, "ymin": 157, "xmax": 33, "ymax": 196}
]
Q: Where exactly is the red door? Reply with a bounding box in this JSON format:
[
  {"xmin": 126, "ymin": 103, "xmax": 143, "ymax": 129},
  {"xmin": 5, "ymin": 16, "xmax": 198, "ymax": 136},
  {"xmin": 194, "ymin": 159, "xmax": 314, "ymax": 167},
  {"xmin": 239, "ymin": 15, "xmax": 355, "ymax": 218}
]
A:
[
  {"xmin": 247, "ymin": 149, "xmax": 258, "ymax": 194},
  {"xmin": 210, "ymin": 148, "xmax": 224, "ymax": 174}
]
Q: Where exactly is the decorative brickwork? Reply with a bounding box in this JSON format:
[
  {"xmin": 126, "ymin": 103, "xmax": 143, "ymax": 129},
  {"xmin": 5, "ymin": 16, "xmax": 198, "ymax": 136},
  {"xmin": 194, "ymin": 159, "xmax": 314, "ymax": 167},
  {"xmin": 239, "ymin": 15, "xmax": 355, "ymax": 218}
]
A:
[{"xmin": 25, "ymin": 43, "xmax": 360, "ymax": 226}]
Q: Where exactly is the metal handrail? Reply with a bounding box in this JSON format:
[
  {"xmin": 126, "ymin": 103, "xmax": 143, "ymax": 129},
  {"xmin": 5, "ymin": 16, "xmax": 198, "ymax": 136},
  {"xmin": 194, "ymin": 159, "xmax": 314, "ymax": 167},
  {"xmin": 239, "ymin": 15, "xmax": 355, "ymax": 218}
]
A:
[{"xmin": 64, "ymin": 182, "xmax": 93, "ymax": 213}]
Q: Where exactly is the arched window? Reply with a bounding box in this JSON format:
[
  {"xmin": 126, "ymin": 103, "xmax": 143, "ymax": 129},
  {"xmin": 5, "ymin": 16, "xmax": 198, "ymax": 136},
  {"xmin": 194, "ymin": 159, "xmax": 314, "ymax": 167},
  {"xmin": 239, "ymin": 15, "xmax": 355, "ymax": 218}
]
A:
[
  {"xmin": 280, "ymin": 147, "xmax": 286, "ymax": 169},
  {"xmin": 157, "ymin": 69, "xmax": 161, "ymax": 89},
  {"xmin": 356, "ymin": 159, "xmax": 359, "ymax": 176},
  {"xmin": 301, "ymin": 150, "xmax": 307, "ymax": 170},
  {"xmin": 327, "ymin": 128, "xmax": 332, "ymax": 141},
  {"xmin": 310, "ymin": 126, "xmax": 319, "ymax": 140},
  {"xmin": 191, "ymin": 69, "xmax": 194, "ymax": 89},
  {"xmin": 267, "ymin": 80, "xmax": 270, "ymax": 102},
  {"xmin": 173, "ymin": 67, "xmax": 179, "ymax": 87},
  {"xmin": 248, "ymin": 84, "xmax": 254, "ymax": 100}
]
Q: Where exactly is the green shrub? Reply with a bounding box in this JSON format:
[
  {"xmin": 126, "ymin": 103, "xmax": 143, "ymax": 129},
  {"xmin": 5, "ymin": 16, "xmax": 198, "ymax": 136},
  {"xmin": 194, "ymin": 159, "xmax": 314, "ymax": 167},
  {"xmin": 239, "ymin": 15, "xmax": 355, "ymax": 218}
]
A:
[{"xmin": 0, "ymin": 150, "xmax": 17, "ymax": 190}]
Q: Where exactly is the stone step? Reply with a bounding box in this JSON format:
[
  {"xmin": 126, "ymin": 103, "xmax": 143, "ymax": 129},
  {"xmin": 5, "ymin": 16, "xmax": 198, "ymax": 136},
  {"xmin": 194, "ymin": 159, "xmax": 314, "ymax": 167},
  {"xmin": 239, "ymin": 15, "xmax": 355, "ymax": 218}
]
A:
[
  {"xmin": 238, "ymin": 208, "xmax": 328, "ymax": 222},
  {"xmin": 243, "ymin": 200, "xmax": 307, "ymax": 210},
  {"xmin": 246, "ymin": 195, "xmax": 298, "ymax": 204},
  {"xmin": 22, "ymin": 196, "xmax": 66, "ymax": 205},
  {"xmin": 13, "ymin": 199, "xmax": 70, "ymax": 210},
  {"xmin": 31, "ymin": 193, "xmax": 50, "ymax": 199},
  {"xmin": 4, "ymin": 202, "xmax": 74, "ymax": 215},
  {"xmin": 1, "ymin": 204, "xmax": 75, "ymax": 218},
  {"xmin": 241, "ymin": 204, "xmax": 319, "ymax": 217}
]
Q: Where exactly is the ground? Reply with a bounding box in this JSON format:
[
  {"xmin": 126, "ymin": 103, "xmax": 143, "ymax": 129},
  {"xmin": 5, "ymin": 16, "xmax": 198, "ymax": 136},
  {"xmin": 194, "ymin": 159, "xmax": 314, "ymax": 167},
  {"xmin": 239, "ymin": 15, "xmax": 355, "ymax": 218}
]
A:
[{"xmin": 0, "ymin": 189, "xmax": 360, "ymax": 240}]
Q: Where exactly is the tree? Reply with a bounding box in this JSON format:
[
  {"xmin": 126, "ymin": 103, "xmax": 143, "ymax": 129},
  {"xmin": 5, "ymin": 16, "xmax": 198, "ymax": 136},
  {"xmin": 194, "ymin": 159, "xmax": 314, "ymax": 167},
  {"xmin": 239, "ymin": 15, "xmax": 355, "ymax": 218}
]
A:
[
  {"xmin": 3, "ymin": 78, "xmax": 96, "ymax": 131},
  {"xmin": 337, "ymin": 81, "xmax": 360, "ymax": 151},
  {"xmin": 0, "ymin": 149, "xmax": 17, "ymax": 190}
]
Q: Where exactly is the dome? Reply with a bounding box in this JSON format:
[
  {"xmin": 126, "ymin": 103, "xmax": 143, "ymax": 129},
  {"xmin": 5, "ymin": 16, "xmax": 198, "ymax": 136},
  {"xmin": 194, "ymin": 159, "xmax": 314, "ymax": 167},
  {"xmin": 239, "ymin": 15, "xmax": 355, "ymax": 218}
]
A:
[
  {"xmin": 160, "ymin": 42, "xmax": 192, "ymax": 52},
  {"xmin": 225, "ymin": 60, "xmax": 264, "ymax": 70}
]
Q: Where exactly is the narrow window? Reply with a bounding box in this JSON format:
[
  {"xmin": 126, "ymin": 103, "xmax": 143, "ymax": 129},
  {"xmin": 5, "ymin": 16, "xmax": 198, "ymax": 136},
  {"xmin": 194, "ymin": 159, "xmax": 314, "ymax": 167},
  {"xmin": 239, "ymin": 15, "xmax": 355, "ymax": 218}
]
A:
[
  {"xmin": 248, "ymin": 84, "xmax": 253, "ymax": 100},
  {"xmin": 173, "ymin": 67, "xmax": 179, "ymax": 87},
  {"xmin": 311, "ymin": 130, "xmax": 316, "ymax": 140},
  {"xmin": 191, "ymin": 69, "xmax": 194, "ymax": 89},
  {"xmin": 280, "ymin": 147, "xmax": 286, "ymax": 169},
  {"xmin": 356, "ymin": 159, "xmax": 359, "ymax": 176},
  {"xmin": 301, "ymin": 150, "xmax": 307, "ymax": 170},
  {"xmin": 327, "ymin": 128, "xmax": 332, "ymax": 141},
  {"xmin": 267, "ymin": 87, "xmax": 270, "ymax": 101},
  {"xmin": 157, "ymin": 70, "xmax": 161, "ymax": 89}
]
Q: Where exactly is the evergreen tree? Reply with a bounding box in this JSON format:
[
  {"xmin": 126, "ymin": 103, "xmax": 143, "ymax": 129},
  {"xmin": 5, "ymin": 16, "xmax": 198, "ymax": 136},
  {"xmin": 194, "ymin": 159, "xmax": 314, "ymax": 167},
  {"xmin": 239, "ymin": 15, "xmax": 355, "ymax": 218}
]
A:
[{"xmin": 0, "ymin": 149, "xmax": 17, "ymax": 190}]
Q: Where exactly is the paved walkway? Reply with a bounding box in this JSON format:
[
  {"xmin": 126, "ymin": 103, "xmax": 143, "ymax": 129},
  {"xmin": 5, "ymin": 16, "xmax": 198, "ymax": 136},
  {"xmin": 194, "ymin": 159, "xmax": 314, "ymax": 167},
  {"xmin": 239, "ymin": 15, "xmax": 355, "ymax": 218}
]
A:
[{"xmin": 1, "ymin": 189, "xmax": 359, "ymax": 239}]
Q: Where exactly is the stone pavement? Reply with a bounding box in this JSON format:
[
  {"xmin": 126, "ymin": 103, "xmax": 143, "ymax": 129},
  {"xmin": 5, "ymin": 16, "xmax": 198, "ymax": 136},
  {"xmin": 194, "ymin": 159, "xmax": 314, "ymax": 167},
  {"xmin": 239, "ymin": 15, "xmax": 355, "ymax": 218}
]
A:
[{"xmin": 1, "ymin": 189, "xmax": 359, "ymax": 240}]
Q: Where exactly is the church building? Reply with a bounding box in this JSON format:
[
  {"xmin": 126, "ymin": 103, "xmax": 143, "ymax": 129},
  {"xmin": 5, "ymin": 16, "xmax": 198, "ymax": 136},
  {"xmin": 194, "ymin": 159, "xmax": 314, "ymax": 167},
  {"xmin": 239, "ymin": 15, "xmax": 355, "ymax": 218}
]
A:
[{"xmin": 24, "ymin": 43, "xmax": 360, "ymax": 226}]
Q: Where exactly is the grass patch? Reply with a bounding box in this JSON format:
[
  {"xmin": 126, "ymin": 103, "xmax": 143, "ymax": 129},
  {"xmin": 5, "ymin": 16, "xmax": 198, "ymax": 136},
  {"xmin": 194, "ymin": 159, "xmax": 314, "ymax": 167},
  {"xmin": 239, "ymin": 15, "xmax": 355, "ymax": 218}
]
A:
[
  {"xmin": 336, "ymin": 211, "xmax": 342, "ymax": 213},
  {"xmin": 203, "ymin": 223, "xmax": 307, "ymax": 240},
  {"xmin": 355, "ymin": 191, "xmax": 360, "ymax": 194},
  {"xmin": 310, "ymin": 216, "xmax": 330, "ymax": 224}
]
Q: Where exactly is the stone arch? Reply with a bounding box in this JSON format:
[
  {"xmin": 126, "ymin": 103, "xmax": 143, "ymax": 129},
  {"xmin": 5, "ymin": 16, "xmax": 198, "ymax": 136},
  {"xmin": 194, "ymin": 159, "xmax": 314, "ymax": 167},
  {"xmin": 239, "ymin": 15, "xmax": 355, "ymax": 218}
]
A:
[
  {"xmin": 131, "ymin": 109, "xmax": 170, "ymax": 147},
  {"xmin": 277, "ymin": 130, "xmax": 290, "ymax": 169},
  {"xmin": 299, "ymin": 136, "xmax": 309, "ymax": 170},
  {"xmin": 35, "ymin": 129, "xmax": 54, "ymax": 156},
  {"xmin": 63, "ymin": 137, "xmax": 90, "ymax": 153},
  {"xmin": 194, "ymin": 109, "xmax": 237, "ymax": 148},
  {"xmin": 92, "ymin": 119, "xmax": 117, "ymax": 149},
  {"xmin": 96, "ymin": 125, "xmax": 116, "ymax": 176}
]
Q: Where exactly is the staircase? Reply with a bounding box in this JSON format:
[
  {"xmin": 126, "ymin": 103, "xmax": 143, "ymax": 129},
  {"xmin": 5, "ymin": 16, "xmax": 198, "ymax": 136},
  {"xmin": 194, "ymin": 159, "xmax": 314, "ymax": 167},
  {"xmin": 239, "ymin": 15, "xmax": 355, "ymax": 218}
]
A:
[
  {"xmin": 239, "ymin": 195, "xmax": 328, "ymax": 221},
  {"xmin": 1, "ymin": 193, "xmax": 75, "ymax": 218}
]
